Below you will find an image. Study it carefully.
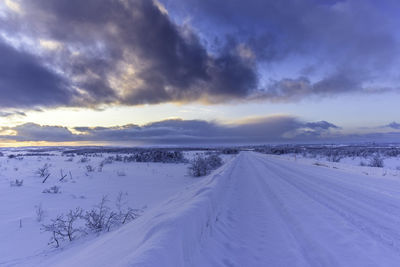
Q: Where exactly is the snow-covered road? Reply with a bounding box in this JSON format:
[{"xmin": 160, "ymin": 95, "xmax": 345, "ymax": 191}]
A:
[
  {"xmin": 195, "ymin": 152, "xmax": 400, "ymax": 267},
  {"xmin": 18, "ymin": 152, "xmax": 400, "ymax": 266}
]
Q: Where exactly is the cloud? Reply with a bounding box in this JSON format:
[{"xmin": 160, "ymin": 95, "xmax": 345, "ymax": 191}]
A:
[
  {"xmin": 166, "ymin": 0, "xmax": 400, "ymax": 99},
  {"xmin": 0, "ymin": 116, "xmax": 341, "ymax": 144},
  {"xmin": 0, "ymin": 40, "xmax": 75, "ymax": 108},
  {"xmin": 0, "ymin": 110, "xmax": 26, "ymax": 117},
  {"xmin": 384, "ymin": 122, "xmax": 400, "ymax": 130},
  {"xmin": 0, "ymin": 123, "xmax": 76, "ymax": 142},
  {"xmin": 3, "ymin": 117, "xmax": 399, "ymax": 145},
  {"xmin": 0, "ymin": 0, "xmax": 257, "ymax": 108},
  {"xmin": 304, "ymin": 121, "xmax": 339, "ymax": 130},
  {"xmin": 0, "ymin": 0, "xmax": 397, "ymax": 109}
]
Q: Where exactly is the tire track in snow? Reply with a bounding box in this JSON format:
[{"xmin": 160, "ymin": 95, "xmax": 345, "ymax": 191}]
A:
[{"xmin": 248, "ymin": 154, "xmax": 340, "ymax": 267}]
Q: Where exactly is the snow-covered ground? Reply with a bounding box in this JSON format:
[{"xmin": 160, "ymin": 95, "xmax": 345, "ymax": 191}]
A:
[
  {"xmin": 3, "ymin": 149, "xmax": 400, "ymax": 266},
  {"xmin": 273, "ymin": 153, "xmax": 400, "ymax": 178},
  {"xmin": 0, "ymin": 151, "xmax": 203, "ymax": 266}
]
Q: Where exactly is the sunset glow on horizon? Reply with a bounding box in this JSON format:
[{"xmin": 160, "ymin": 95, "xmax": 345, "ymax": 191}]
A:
[{"xmin": 0, "ymin": 0, "xmax": 399, "ymax": 146}]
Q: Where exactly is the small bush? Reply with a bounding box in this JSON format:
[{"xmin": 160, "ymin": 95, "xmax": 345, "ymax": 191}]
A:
[
  {"xmin": 117, "ymin": 170, "xmax": 126, "ymax": 176},
  {"xmin": 10, "ymin": 179, "xmax": 23, "ymax": 187},
  {"xmin": 78, "ymin": 157, "xmax": 90, "ymax": 163},
  {"xmin": 36, "ymin": 163, "xmax": 50, "ymax": 177},
  {"xmin": 115, "ymin": 154, "xmax": 123, "ymax": 162},
  {"xmin": 83, "ymin": 195, "xmax": 141, "ymax": 233},
  {"xmin": 43, "ymin": 185, "xmax": 61, "ymax": 194},
  {"xmin": 369, "ymin": 155, "xmax": 384, "ymax": 168},
  {"xmin": 115, "ymin": 192, "xmax": 141, "ymax": 224},
  {"xmin": 42, "ymin": 208, "xmax": 85, "ymax": 247},
  {"xmin": 35, "ymin": 204, "xmax": 45, "ymax": 222},
  {"xmin": 189, "ymin": 155, "xmax": 223, "ymax": 177},
  {"xmin": 189, "ymin": 157, "xmax": 209, "ymax": 177},
  {"xmin": 327, "ymin": 154, "xmax": 342, "ymax": 162},
  {"xmin": 84, "ymin": 196, "xmax": 117, "ymax": 233},
  {"xmin": 86, "ymin": 165, "xmax": 95, "ymax": 172},
  {"xmin": 101, "ymin": 157, "xmax": 114, "ymax": 165},
  {"xmin": 221, "ymin": 148, "xmax": 239, "ymax": 154},
  {"xmin": 206, "ymin": 154, "xmax": 223, "ymax": 169}
]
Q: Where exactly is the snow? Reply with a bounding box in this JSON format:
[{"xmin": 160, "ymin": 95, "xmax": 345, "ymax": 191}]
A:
[
  {"xmin": 0, "ymin": 152, "xmax": 199, "ymax": 266},
  {"xmin": 3, "ymin": 150, "xmax": 400, "ymax": 266},
  {"xmin": 273, "ymin": 153, "xmax": 400, "ymax": 178}
]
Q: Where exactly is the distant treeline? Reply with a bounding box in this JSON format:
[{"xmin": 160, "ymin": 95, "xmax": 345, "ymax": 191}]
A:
[{"xmin": 62, "ymin": 147, "xmax": 240, "ymax": 155}]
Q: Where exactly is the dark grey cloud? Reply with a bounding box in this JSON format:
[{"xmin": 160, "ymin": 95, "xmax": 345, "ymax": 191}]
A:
[
  {"xmin": 0, "ymin": 116, "xmax": 340, "ymax": 144},
  {"xmin": 0, "ymin": 40, "xmax": 75, "ymax": 108},
  {"xmin": 164, "ymin": 0, "xmax": 400, "ymax": 100},
  {"xmin": 252, "ymin": 71, "xmax": 366, "ymax": 102},
  {"xmin": 0, "ymin": 0, "xmax": 257, "ymax": 108},
  {"xmin": 384, "ymin": 122, "xmax": 400, "ymax": 130},
  {"xmin": 3, "ymin": 117, "xmax": 399, "ymax": 144},
  {"xmin": 0, "ymin": 123, "xmax": 75, "ymax": 142},
  {"xmin": 305, "ymin": 121, "xmax": 339, "ymax": 130},
  {"xmin": 1, "ymin": 0, "xmax": 397, "ymax": 108}
]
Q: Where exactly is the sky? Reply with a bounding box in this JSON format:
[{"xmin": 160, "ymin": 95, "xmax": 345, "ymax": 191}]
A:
[{"xmin": 0, "ymin": 0, "xmax": 399, "ymax": 146}]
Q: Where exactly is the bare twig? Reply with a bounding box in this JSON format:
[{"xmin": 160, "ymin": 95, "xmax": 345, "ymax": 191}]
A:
[
  {"xmin": 42, "ymin": 173, "xmax": 51, "ymax": 183},
  {"xmin": 60, "ymin": 169, "xmax": 67, "ymax": 181}
]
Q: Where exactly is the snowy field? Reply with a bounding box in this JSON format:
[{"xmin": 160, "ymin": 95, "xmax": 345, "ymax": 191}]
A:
[
  {"xmin": 255, "ymin": 144, "xmax": 400, "ymax": 178},
  {"xmin": 2, "ymin": 146, "xmax": 400, "ymax": 266},
  {"xmin": 0, "ymin": 148, "xmax": 233, "ymax": 266}
]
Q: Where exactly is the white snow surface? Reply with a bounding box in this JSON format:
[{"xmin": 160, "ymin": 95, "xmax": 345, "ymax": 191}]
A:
[{"xmin": 4, "ymin": 152, "xmax": 400, "ymax": 266}]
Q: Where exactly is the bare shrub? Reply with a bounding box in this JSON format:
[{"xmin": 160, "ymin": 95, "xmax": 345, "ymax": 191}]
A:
[
  {"xmin": 115, "ymin": 192, "xmax": 141, "ymax": 225},
  {"xmin": 117, "ymin": 170, "xmax": 126, "ymax": 177},
  {"xmin": 98, "ymin": 157, "xmax": 113, "ymax": 172},
  {"xmin": 10, "ymin": 179, "xmax": 23, "ymax": 187},
  {"xmin": 206, "ymin": 154, "xmax": 223, "ymax": 169},
  {"xmin": 36, "ymin": 163, "xmax": 50, "ymax": 177},
  {"xmin": 369, "ymin": 155, "xmax": 384, "ymax": 168},
  {"xmin": 101, "ymin": 157, "xmax": 114, "ymax": 165},
  {"xmin": 35, "ymin": 204, "xmax": 45, "ymax": 222},
  {"xmin": 43, "ymin": 195, "xmax": 142, "ymax": 247},
  {"xmin": 84, "ymin": 196, "xmax": 118, "ymax": 233},
  {"xmin": 327, "ymin": 154, "xmax": 342, "ymax": 162},
  {"xmin": 86, "ymin": 165, "xmax": 95, "ymax": 172},
  {"xmin": 189, "ymin": 154, "xmax": 223, "ymax": 177},
  {"xmin": 42, "ymin": 208, "xmax": 85, "ymax": 247},
  {"xmin": 78, "ymin": 157, "xmax": 90, "ymax": 163},
  {"xmin": 42, "ymin": 185, "xmax": 61, "ymax": 194},
  {"xmin": 221, "ymin": 148, "xmax": 239, "ymax": 154},
  {"xmin": 189, "ymin": 156, "xmax": 209, "ymax": 177},
  {"xmin": 59, "ymin": 169, "xmax": 67, "ymax": 181}
]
